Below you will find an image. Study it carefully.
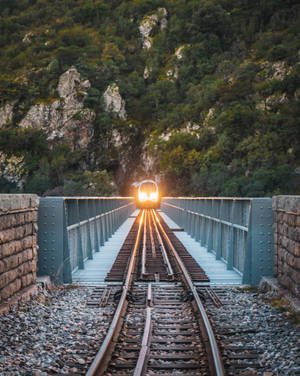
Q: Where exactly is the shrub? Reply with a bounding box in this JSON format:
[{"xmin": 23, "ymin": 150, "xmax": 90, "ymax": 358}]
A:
[
  {"xmin": 268, "ymin": 44, "xmax": 289, "ymax": 61},
  {"xmin": 24, "ymin": 172, "xmax": 50, "ymax": 195}
]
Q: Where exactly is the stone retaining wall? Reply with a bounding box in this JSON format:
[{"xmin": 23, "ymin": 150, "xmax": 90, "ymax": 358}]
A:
[
  {"xmin": 273, "ymin": 196, "xmax": 300, "ymax": 297},
  {"xmin": 0, "ymin": 194, "xmax": 39, "ymax": 304}
]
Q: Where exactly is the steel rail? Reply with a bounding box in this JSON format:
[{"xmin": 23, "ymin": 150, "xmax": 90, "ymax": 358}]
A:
[
  {"xmin": 147, "ymin": 283, "xmax": 153, "ymax": 307},
  {"xmin": 98, "ymin": 288, "xmax": 112, "ymax": 308},
  {"xmin": 133, "ymin": 284, "xmax": 153, "ymax": 376},
  {"xmin": 141, "ymin": 210, "xmax": 147, "ymax": 277},
  {"xmin": 149, "ymin": 211, "xmax": 156, "ymax": 258},
  {"xmin": 86, "ymin": 210, "xmax": 145, "ymax": 376},
  {"xmin": 153, "ymin": 210, "xmax": 225, "ymax": 376},
  {"xmin": 205, "ymin": 287, "xmax": 222, "ymax": 308},
  {"xmin": 151, "ymin": 209, "xmax": 174, "ymax": 279}
]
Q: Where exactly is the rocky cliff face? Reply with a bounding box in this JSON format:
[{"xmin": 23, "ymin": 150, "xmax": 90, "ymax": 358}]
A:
[
  {"xmin": 19, "ymin": 67, "xmax": 95, "ymax": 150},
  {"xmin": 0, "ymin": 102, "xmax": 16, "ymax": 127},
  {"xmin": 1, "ymin": 1, "xmax": 299, "ymax": 197}
]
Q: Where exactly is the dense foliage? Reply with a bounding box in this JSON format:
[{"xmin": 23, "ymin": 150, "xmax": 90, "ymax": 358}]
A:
[{"xmin": 0, "ymin": 0, "xmax": 299, "ymax": 196}]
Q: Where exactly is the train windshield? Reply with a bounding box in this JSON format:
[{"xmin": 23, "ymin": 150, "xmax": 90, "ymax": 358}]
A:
[{"xmin": 140, "ymin": 182, "xmax": 156, "ymax": 194}]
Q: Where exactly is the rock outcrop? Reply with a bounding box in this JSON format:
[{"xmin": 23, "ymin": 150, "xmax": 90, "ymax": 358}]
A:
[
  {"xmin": 260, "ymin": 60, "xmax": 292, "ymax": 81},
  {"xmin": 0, "ymin": 102, "xmax": 16, "ymax": 127},
  {"xmin": 265, "ymin": 93, "xmax": 288, "ymax": 110},
  {"xmin": 166, "ymin": 66, "xmax": 179, "ymax": 80},
  {"xmin": 139, "ymin": 8, "xmax": 167, "ymax": 49},
  {"xmin": 111, "ymin": 129, "xmax": 126, "ymax": 149},
  {"xmin": 141, "ymin": 141, "xmax": 156, "ymax": 172},
  {"xmin": 175, "ymin": 45, "xmax": 185, "ymax": 60},
  {"xmin": 0, "ymin": 153, "xmax": 25, "ymax": 188},
  {"xmin": 22, "ymin": 31, "xmax": 34, "ymax": 44},
  {"xmin": 143, "ymin": 66, "xmax": 151, "ymax": 79},
  {"xmin": 19, "ymin": 67, "xmax": 95, "ymax": 150},
  {"xmin": 203, "ymin": 108, "xmax": 215, "ymax": 126},
  {"xmin": 164, "ymin": 45, "xmax": 185, "ymax": 80},
  {"xmin": 103, "ymin": 83, "xmax": 127, "ymax": 119}
]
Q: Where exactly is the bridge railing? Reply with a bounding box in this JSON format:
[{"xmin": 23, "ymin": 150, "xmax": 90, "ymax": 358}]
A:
[
  {"xmin": 38, "ymin": 197, "xmax": 135, "ymax": 283},
  {"xmin": 161, "ymin": 197, "xmax": 274, "ymax": 285}
]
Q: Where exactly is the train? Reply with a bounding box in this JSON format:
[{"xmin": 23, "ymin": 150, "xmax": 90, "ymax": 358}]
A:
[{"xmin": 135, "ymin": 179, "xmax": 160, "ymax": 209}]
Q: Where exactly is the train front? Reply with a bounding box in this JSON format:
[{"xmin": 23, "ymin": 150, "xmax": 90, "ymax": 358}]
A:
[{"xmin": 136, "ymin": 180, "xmax": 160, "ymax": 209}]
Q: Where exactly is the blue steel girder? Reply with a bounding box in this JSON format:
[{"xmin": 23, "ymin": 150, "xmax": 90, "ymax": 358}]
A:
[
  {"xmin": 38, "ymin": 197, "xmax": 135, "ymax": 284},
  {"xmin": 161, "ymin": 197, "xmax": 274, "ymax": 286}
]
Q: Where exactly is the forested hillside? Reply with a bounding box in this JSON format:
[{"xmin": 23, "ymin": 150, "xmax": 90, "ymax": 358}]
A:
[{"xmin": 0, "ymin": 0, "xmax": 299, "ymax": 196}]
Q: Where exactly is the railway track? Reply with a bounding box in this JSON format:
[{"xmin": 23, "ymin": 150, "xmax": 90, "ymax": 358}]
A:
[{"xmin": 86, "ymin": 209, "xmax": 225, "ymax": 376}]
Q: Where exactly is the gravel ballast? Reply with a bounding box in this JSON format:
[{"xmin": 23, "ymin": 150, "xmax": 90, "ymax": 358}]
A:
[
  {"xmin": 205, "ymin": 287, "xmax": 300, "ymax": 376},
  {"xmin": 0, "ymin": 285, "xmax": 113, "ymax": 375},
  {"xmin": 0, "ymin": 285, "xmax": 299, "ymax": 375}
]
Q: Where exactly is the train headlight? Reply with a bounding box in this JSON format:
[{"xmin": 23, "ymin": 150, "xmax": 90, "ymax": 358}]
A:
[
  {"xmin": 138, "ymin": 191, "xmax": 147, "ymax": 202},
  {"xmin": 150, "ymin": 192, "xmax": 158, "ymax": 202}
]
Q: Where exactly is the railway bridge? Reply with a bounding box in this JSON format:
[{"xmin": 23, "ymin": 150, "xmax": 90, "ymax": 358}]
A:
[
  {"xmin": 37, "ymin": 196, "xmax": 274, "ymax": 286},
  {"xmin": 0, "ymin": 193, "xmax": 299, "ymax": 375}
]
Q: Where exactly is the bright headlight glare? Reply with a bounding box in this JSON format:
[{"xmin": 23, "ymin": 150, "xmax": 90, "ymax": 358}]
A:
[
  {"xmin": 150, "ymin": 192, "xmax": 158, "ymax": 201},
  {"xmin": 138, "ymin": 191, "xmax": 147, "ymax": 201}
]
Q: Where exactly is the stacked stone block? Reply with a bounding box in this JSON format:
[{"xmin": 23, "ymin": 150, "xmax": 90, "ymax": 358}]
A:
[
  {"xmin": 273, "ymin": 196, "xmax": 300, "ymax": 297},
  {"xmin": 0, "ymin": 194, "xmax": 39, "ymax": 304}
]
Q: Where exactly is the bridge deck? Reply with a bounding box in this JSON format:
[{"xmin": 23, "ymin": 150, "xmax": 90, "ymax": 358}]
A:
[
  {"xmin": 72, "ymin": 210, "xmax": 139, "ymax": 284},
  {"xmin": 159, "ymin": 211, "xmax": 242, "ymax": 286},
  {"xmin": 72, "ymin": 209, "xmax": 242, "ymax": 286}
]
